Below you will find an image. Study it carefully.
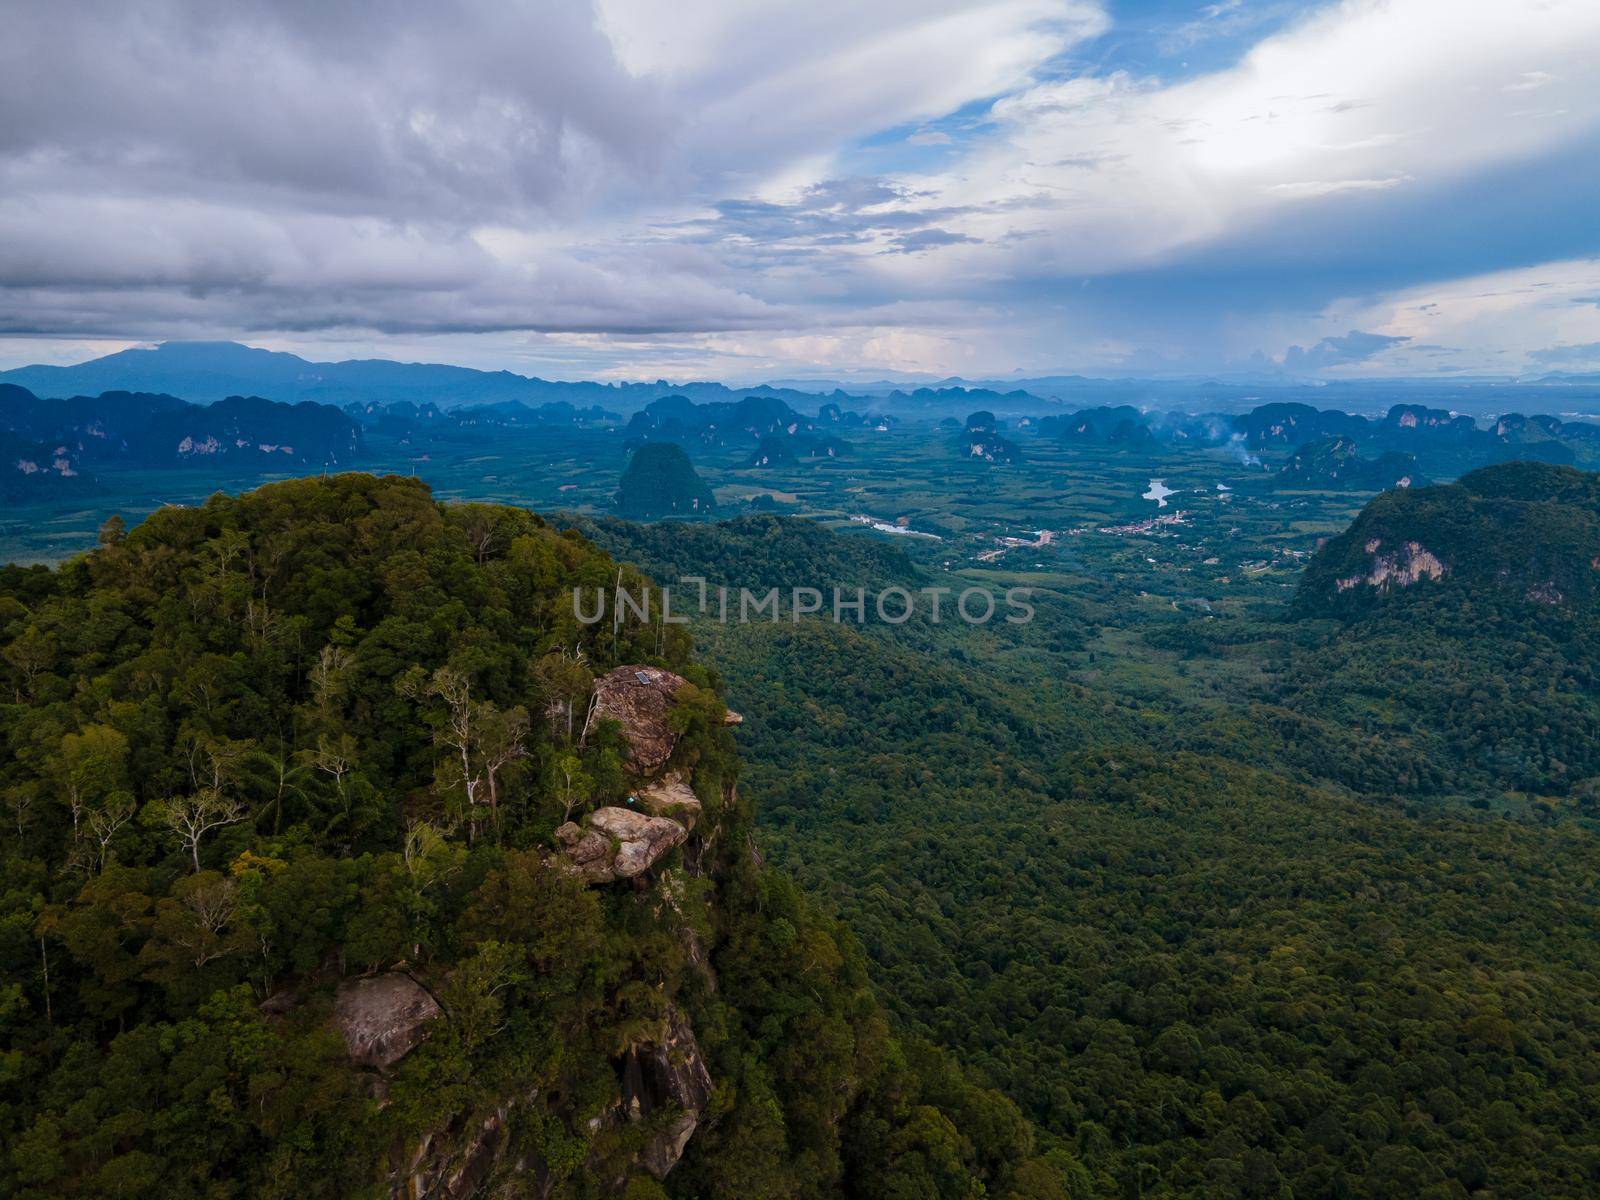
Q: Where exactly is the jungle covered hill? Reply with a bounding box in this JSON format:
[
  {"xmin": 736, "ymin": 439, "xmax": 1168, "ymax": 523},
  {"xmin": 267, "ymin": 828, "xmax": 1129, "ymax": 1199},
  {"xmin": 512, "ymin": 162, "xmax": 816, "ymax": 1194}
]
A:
[
  {"xmin": 0, "ymin": 474, "xmax": 1071, "ymax": 1200},
  {"xmin": 1284, "ymin": 461, "xmax": 1600, "ymax": 797}
]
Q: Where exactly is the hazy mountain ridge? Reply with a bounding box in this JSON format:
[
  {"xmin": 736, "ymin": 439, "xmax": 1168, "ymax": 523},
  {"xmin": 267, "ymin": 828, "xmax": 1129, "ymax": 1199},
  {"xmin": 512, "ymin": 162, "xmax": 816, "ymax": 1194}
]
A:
[
  {"xmin": 1, "ymin": 382, "xmax": 361, "ymax": 494},
  {"xmin": 624, "ymin": 394, "xmax": 871, "ymax": 463},
  {"xmin": 10, "ymin": 341, "xmax": 1600, "ymax": 421},
  {"xmin": 0, "ymin": 342, "xmax": 861, "ymax": 415}
]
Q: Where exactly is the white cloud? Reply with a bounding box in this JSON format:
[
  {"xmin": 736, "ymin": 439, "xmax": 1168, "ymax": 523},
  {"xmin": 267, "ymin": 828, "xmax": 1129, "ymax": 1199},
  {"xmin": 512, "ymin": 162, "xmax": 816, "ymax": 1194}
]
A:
[
  {"xmin": 2, "ymin": 0, "xmax": 1600, "ymax": 379},
  {"xmin": 0, "ymin": 0, "xmax": 1108, "ymax": 350},
  {"xmin": 1265, "ymin": 176, "xmax": 1409, "ymax": 198},
  {"xmin": 881, "ymin": 0, "xmax": 1600, "ymax": 288},
  {"xmin": 1306, "ymin": 257, "xmax": 1600, "ymax": 375},
  {"xmin": 594, "ymin": 0, "xmax": 1107, "ymax": 189},
  {"xmin": 1502, "ymin": 70, "xmax": 1556, "ymax": 93}
]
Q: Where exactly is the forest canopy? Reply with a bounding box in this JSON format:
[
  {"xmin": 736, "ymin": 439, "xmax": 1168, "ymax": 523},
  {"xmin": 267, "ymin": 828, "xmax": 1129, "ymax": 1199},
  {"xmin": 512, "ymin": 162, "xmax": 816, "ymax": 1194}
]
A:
[{"xmin": 0, "ymin": 475, "xmax": 1067, "ymax": 1200}]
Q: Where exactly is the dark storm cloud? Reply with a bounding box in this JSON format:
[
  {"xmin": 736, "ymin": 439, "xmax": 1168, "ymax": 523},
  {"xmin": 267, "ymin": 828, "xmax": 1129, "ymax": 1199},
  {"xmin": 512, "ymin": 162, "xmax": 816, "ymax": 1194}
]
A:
[
  {"xmin": 0, "ymin": 0, "xmax": 669, "ymax": 219},
  {"xmin": 0, "ymin": 0, "xmax": 801, "ymax": 338}
]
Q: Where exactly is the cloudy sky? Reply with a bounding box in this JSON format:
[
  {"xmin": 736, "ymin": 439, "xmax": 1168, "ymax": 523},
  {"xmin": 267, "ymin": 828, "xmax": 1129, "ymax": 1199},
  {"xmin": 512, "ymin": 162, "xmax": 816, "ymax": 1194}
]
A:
[{"xmin": 3, "ymin": 0, "xmax": 1599, "ymax": 381}]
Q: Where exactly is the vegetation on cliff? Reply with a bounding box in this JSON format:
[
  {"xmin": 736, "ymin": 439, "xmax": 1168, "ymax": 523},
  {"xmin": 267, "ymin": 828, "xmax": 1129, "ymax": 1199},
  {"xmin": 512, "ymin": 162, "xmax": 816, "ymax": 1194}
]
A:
[
  {"xmin": 1273, "ymin": 436, "xmax": 1422, "ymax": 491},
  {"xmin": 0, "ymin": 475, "xmax": 1065, "ymax": 1200}
]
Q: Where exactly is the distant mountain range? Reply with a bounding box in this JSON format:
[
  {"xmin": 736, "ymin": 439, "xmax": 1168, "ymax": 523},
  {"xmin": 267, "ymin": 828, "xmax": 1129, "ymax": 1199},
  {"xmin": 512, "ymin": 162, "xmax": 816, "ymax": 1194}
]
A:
[
  {"xmin": 0, "ymin": 341, "xmax": 853, "ymax": 415},
  {"xmin": 0, "ymin": 382, "xmax": 361, "ymax": 499},
  {"xmin": 1042, "ymin": 398, "xmax": 1599, "ymax": 474},
  {"xmin": 7, "ymin": 341, "xmax": 1600, "ymax": 419},
  {"xmin": 624, "ymin": 393, "xmax": 869, "ymax": 457},
  {"xmin": 6, "ymin": 343, "xmax": 1600, "ymax": 507}
]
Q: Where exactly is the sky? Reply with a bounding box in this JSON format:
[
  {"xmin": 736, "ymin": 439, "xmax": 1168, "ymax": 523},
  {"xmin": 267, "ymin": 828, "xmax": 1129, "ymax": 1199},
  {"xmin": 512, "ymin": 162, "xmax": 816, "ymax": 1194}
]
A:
[{"xmin": 2, "ymin": 0, "xmax": 1599, "ymax": 382}]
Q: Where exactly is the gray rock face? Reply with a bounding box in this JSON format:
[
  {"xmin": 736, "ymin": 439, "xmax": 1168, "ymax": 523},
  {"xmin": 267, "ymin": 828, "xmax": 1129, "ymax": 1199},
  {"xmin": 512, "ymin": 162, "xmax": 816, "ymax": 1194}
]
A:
[
  {"xmin": 391, "ymin": 1101, "xmax": 552, "ymax": 1200},
  {"xmin": 634, "ymin": 772, "xmax": 701, "ymax": 829},
  {"xmin": 585, "ymin": 665, "xmax": 687, "ymax": 773},
  {"xmin": 334, "ymin": 972, "xmax": 441, "ymax": 1070},
  {"xmin": 1335, "ymin": 539, "xmax": 1446, "ymax": 593},
  {"xmin": 388, "ymin": 1008, "xmax": 713, "ymax": 1197},
  {"xmin": 557, "ymin": 807, "xmax": 687, "ymax": 883},
  {"xmin": 584, "ymin": 665, "xmax": 740, "ymax": 775},
  {"xmin": 554, "ymin": 821, "xmax": 613, "ymax": 877},
  {"xmin": 591, "ymin": 807, "xmax": 688, "ymax": 878},
  {"xmin": 618, "ymin": 1009, "xmax": 716, "ymax": 1179}
]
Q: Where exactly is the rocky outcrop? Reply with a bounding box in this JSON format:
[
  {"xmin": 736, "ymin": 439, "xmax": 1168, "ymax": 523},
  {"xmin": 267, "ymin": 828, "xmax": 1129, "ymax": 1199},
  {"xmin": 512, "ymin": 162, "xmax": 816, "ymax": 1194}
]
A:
[
  {"xmin": 586, "ymin": 666, "xmax": 689, "ymax": 773},
  {"xmin": 1527, "ymin": 580, "xmax": 1564, "ymax": 605},
  {"xmin": 557, "ymin": 807, "xmax": 687, "ymax": 883},
  {"xmin": 334, "ymin": 972, "xmax": 441, "ymax": 1070},
  {"xmin": 390, "ymin": 1102, "xmax": 549, "ymax": 1200},
  {"xmin": 1336, "ymin": 539, "xmax": 1446, "ymax": 593},
  {"xmin": 388, "ymin": 1006, "xmax": 713, "ymax": 1198},
  {"xmin": 634, "ymin": 773, "xmax": 701, "ymax": 829},
  {"xmin": 617, "ymin": 1009, "xmax": 715, "ymax": 1178},
  {"xmin": 585, "ymin": 665, "xmax": 738, "ymax": 774}
]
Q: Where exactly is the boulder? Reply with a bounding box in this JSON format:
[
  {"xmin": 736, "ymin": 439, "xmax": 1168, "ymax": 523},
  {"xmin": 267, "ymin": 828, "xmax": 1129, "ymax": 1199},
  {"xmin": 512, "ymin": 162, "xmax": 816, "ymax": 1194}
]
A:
[
  {"xmin": 586, "ymin": 665, "xmax": 688, "ymax": 773},
  {"xmin": 334, "ymin": 972, "xmax": 441, "ymax": 1070},
  {"xmin": 634, "ymin": 772, "xmax": 702, "ymax": 829},
  {"xmin": 592, "ymin": 807, "xmax": 688, "ymax": 879},
  {"xmin": 585, "ymin": 665, "xmax": 740, "ymax": 774},
  {"xmin": 554, "ymin": 821, "xmax": 613, "ymax": 877},
  {"xmin": 559, "ymin": 807, "xmax": 687, "ymax": 883}
]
